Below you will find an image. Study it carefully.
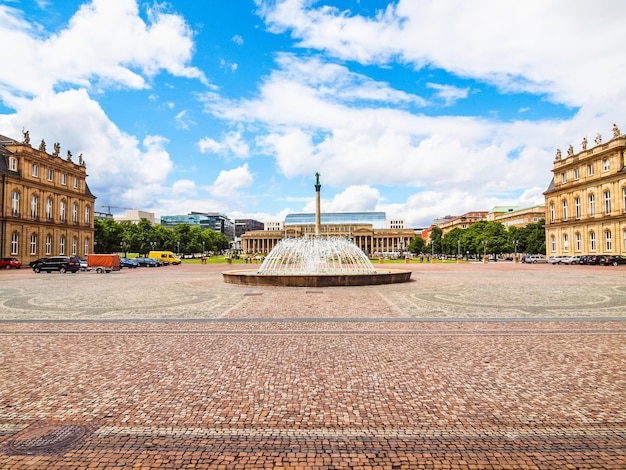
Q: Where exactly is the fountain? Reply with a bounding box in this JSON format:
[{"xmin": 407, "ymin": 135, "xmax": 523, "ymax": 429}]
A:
[{"xmin": 222, "ymin": 174, "xmax": 412, "ymax": 287}]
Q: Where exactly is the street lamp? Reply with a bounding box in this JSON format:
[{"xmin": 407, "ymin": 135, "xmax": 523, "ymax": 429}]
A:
[
  {"xmin": 457, "ymin": 239, "xmax": 461, "ymax": 259},
  {"xmin": 177, "ymin": 241, "xmax": 180, "ymax": 255},
  {"xmin": 482, "ymin": 240, "xmax": 487, "ymax": 258},
  {"xmin": 514, "ymin": 240, "xmax": 519, "ymax": 256}
]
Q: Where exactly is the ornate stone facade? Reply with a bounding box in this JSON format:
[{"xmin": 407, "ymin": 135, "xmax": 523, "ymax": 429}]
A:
[
  {"xmin": 0, "ymin": 133, "xmax": 96, "ymax": 264},
  {"xmin": 544, "ymin": 126, "xmax": 626, "ymax": 256}
]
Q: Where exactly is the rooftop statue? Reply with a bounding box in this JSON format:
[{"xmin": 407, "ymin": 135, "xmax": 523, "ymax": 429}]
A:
[
  {"xmin": 567, "ymin": 145, "xmax": 574, "ymax": 156},
  {"xmin": 53, "ymin": 142, "xmax": 60, "ymax": 157},
  {"xmin": 595, "ymin": 133, "xmax": 602, "ymax": 145},
  {"xmin": 22, "ymin": 130, "xmax": 30, "ymax": 145},
  {"xmin": 555, "ymin": 149, "xmax": 562, "ymax": 160},
  {"xmin": 66, "ymin": 150, "xmax": 72, "ymax": 162},
  {"xmin": 581, "ymin": 137, "xmax": 587, "ymax": 150},
  {"xmin": 38, "ymin": 139, "xmax": 46, "ymax": 152},
  {"xmin": 613, "ymin": 123, "xmax": 621, "ymax": 138}
]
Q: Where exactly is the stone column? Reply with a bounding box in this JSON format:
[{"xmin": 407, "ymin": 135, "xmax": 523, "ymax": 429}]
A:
[{"xmin": 315, "ymin": 172, "xmax": 321, "ymax": 236}]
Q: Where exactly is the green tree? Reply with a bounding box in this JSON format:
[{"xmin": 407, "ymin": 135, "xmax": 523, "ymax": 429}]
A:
[
  {"xmin": 408, "ymin": 236, "xmax": 426, "ymax": 255},
  {"xmin": 94, "ymin": 218, "xmax": 124, "ymax": 253},
  {"xmin": 428, "ymin": 226, "xmax": 443, "ymax": 255}
]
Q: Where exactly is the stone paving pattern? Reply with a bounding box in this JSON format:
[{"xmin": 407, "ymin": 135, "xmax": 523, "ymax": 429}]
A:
[{"xmin": 0, "ymin": 263, "xmax": 625, "ymax": 468}]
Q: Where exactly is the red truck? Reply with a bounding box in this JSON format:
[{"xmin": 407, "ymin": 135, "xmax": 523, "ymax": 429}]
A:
[{"xmin": 87, "ymin": 254, "xmax": 121, "ymax": 274}]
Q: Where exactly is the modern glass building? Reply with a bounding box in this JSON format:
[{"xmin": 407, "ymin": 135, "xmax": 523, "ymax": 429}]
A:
[
  {"xmin": 284, "ymin": 212, "xmax": 388, "ymax": 229},
  {"xmin": 160, "ymin": 212, "xmax": 235, "ymax": 240}
]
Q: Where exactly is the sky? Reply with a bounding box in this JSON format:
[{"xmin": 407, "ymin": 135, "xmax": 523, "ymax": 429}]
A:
[{"xmin": 1, "ymin": 0, "xmax": 626, "ymax": 228}]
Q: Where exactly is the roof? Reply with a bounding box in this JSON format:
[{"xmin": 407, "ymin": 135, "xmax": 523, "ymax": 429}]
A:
[{"xmin": 284, "ymin": 212, "xmax": 387, "ymax": 229}]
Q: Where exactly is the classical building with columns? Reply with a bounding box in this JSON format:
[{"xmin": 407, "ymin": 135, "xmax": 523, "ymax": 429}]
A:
[
  {"xmin": 544, "ymin": 124, "xmax": 626, "ymax": 256},
  {"xmin": 241, "ymin": 212, "xmax": 415, "ymax": 258},
  {"xmin": 0, "ymin": 132, "xmax": 96, "ymax": 264}
]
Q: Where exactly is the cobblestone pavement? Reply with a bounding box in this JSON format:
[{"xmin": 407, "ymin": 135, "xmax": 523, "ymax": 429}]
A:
[{"xmin": 0, "ymin": 263, "xmax": 625, "ymax": 469}]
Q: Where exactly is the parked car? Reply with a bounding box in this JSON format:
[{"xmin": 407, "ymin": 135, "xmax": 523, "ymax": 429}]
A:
[
  {"xmin": 548, "ymin": 255, "xmax": 569, "ymax": 264},
  {"xmin": 600, "ymin": 255, "xmax": 626, "ymax": 266},
  {"xmin": 31, "ymin": 256, "xmax": 81, "ymax": 273},
  {"xmin": 561, "ymin": 255, "xmax": 581, "ymax": 264},
  {"xmin": 136, "ymin": 257, "xmax": 159, "ymax": 267},
  {"xmin": 120, "ymin": 257, "xmax": 140, "ymax": 268},
  {"xmin": 578, "ymin": 255, "xmax": 590, "ymax": 265},
  {"xmin": 585, "ymin": 255, "xmax": 603, "ymax": 265},
  {"xmin": 0, "ymin": 257, "xmax": 21, "ymax": 269},
  {"xmin": 526, "ymin": 255, "xmax": 547, "ymax": 264}
]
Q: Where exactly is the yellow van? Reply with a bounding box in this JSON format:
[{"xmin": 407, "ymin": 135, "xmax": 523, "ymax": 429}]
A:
[{"xmin": 148, "ymin": 251, "xmax": 182, "ymax": 265}]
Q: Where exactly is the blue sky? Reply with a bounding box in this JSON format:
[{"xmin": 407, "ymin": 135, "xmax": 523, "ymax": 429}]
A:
[{"xmin": 1, "ymin": 0, "xmax": 625, "ymax": 227}]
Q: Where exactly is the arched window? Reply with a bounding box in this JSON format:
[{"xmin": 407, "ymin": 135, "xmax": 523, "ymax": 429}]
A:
[
  {"xmin": 30, "ymin": 194, "xmax": 38, "ymax": 219},
  {"xmin": 605, "ymin": 230, "xmax": 612, "ymax": 252},
  {"xmin": 549, "ymin": 203, "xmax": 555, "ymax": 223},
  {"xmin": 563, "ymin": 233, "xmax": 569, "ymax": 251},
  {"xmin": 11, "ymin": 191, "xmax": 19, "ymax": 216},
  {"xmin": 46, "ymin": 198, "xmax": 53, "ymax": 221},
  {"xmin": 46, "ymin": 234, "xmax": 52, "ymax": 255},
  {"xmin": 30, "ymin": 233, "xmax": 37, "ymax": 255},
  {"xmin": 562, "ymin": 200, "xmax": 568, "ymax": 221},
  {"xmin": 60, "ymin": 200, "xmax": 66, "ymax": 222},
  {"xmin": 589, "ymin": 194, "xmax": 595, "ymax": 216},
  {"xmin": 604, "ymin": 190, "xmax": 611, "ymax": 215},
  {"xmin": 11, "ymin": 232, "xmax": 18, "ymax": 255},
  {"xmin": 84, "ymin": 238, "xmax": 90, "ymax": 256},
  {"xmin": 60, "ymin": 235, "xmax": 66, "ymax": 255},
  {"xmin": 72, "ymin": 203, "xmax": 78, "ymax": 224},
  {"xmin": 589, "ymin": 231, "xmax": 596, "ymax": 251},
  {"xmin": 575, "ymin": 232, "xmax": 582, "ymax": 252},
  {"xmin": 84, "ymin": 205, "xmax": 91, "ymax": 225},
  {"xmin": 575, "ymin": 197, "xmax": 581, "ymax": 219},
  {"xmin": 72, "ymin": 237, "xmax": 78, "ymax": 255},
  {"xmin": 550, "ymin": 235, "xmax": 556, "ymax": 252}
]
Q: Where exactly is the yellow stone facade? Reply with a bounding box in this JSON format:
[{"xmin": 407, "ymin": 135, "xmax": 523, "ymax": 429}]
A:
[
  {"xmin": 0, "ymin": 134, "xmax": 96, "ymax": 264},
  {"xmin": 544, "ymin": 128, "xmax": 626, "ymax": 256},
  {"xmin": 242, "ymin": 223, "xmax": 415, "ymax": 258}
]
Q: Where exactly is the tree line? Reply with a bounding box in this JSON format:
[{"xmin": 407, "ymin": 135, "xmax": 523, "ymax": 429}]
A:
[
  {"xmin": 94, "ymin": 218, "xmax": 231, "ymax": 256},
  {"xmin": 407, "ymin": 219, "xmax": 546, "ymax": 257}
]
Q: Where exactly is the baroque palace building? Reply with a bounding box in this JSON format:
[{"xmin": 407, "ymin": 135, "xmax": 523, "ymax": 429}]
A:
[
  {"xmin": 544, "ymin": 124, "xmax": 626, "ymax": 256},
  {"xmin": 0, "ymin": 132, "xmax": 95, "ymax": 264}
]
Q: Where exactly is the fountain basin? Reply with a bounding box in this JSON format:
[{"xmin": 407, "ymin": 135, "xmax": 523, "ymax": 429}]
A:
[{"xmin": 222, "ymin": 269, "xmax": 412, "ymax": 287}]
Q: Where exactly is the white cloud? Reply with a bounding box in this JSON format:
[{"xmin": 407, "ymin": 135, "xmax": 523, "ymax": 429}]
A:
[
  {"xmin": 260, "ymin": 0, "xmax": 626, "ymax": 109},
  {"xmin": 0, "ymin": 0, "xmax": 207, "ymax": 101},
  {"xmin": 206, "ymin": 163, "xmax": 254, "ymax": 200},
  {"xmin": 232, "ymin": 34, "xmax": 244, "ymax": 45},
  {"xmin": 172, "ymin": 179, "xmax": 197, "ymax": 196},
  {"xmin": 302, "ymin": 185, "xmax": 380, "ymax": 213},
  {"xmin": 0, "ymin": 88, "xmax": 174, "ymax": 210},
  {"xmin": 198, "ymin": 130, "xmax": 250, "ymax": 158},
  {"xmin": 427, "ymin": 83, "xmax": 470, "ymax": 106}
]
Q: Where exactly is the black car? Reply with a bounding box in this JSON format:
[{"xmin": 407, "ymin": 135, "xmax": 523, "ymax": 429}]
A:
[
  {"xmin": 601, "ymin": 255, "xmax": 626, "ymax": 266},
  {"xmin": 584, "ymin": 255, "xmax": 602, "ymax": 265},
  {"xmin": 31, "ymin": 256, "xmax": 81, "ymax": 273}
]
